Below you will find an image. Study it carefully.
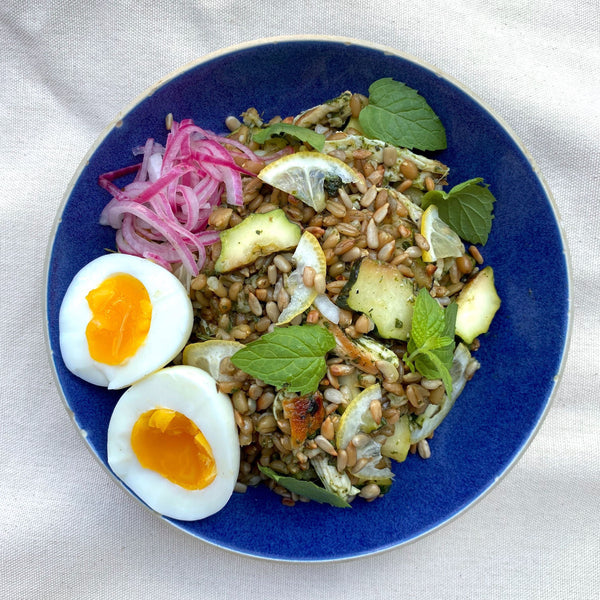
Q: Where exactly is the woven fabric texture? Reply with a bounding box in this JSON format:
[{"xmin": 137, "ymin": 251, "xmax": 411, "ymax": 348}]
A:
[{"xmin": 1, "ymin": 1, "xmax": 598, "ymax": 598}]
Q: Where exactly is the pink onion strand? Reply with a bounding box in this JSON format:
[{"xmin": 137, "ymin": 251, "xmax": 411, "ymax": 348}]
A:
[{"xmin": 98, "ymin": 119, "xmax": 263, "ymax": 276}]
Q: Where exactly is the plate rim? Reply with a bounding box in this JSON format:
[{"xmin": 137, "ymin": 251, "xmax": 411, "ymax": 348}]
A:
[{"xmin": 43, "ymin": 34, "xmax": 573, "ymax": 562}]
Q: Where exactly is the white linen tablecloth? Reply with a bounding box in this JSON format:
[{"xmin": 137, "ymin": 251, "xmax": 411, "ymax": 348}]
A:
[{"xmin": 2, "ymin": 2, "xmax": 598, "ymax": 598}]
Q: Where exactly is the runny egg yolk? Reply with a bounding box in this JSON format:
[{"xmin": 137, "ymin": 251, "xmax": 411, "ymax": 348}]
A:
[
  {"xmin": 85, "ymin": 273, "xmax": 152, "ymax": 365},
  {"xmin": 130, "ymin": 409, "xmax": 217, "ymax": 490}
]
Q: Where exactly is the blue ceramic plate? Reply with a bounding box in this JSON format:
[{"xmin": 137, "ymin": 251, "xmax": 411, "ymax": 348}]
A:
[{"xmin": 44, "ymin": 36, "xmax": 571, "ymax": 561}]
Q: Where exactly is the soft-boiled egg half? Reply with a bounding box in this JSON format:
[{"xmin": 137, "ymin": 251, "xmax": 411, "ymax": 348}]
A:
[
  {"xmin": 59, "ymin": 253, "xmax": 193, "ymax": 389},
  {"xmin": 107, "ymin": 365, "xmax": 240, "ymax": 520}
]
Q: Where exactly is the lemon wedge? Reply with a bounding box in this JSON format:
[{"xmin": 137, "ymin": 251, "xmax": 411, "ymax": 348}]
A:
[
  {"xmin": 420, "ymin": 204, "xmax": 465, "ymax": 262},
  {"xmin": 277, "ymin": 230, "xmax": 327, "ymax": 325},
  {"xmin": 336, "ymin": 384, "xmax": 382, "ymax": 448},
  {"xmin": 182, "ymin": 339, "xmax": 244, "ymax": 382},
  {"xmin": 335, "ymin": 384, "xmax": 394, "ymax": 484},
  {"xmin": 258, "ymin": 151, "xmax": 359, "ymax": 212}
]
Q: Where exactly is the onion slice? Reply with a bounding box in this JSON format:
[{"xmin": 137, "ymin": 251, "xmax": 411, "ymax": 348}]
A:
[{"xmin": 98, "ymin": 119, "xmax": 262, "ymax": 276}]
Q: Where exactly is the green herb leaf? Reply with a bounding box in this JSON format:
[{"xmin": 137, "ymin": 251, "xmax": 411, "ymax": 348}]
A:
[
  {"xmin": 258, "ymin": 466, "xmax": 352, "ymax": 508},
  {"xmin": 230, "ymin": 325, "xmax": 336, "ymax": 395},
  {"xmin": 252, "ymin": 123, "xmax": 326, "ymax": 151},
  {"xmin": 358, "ymin": 78, "xmax": 447, "ymax": 151},
  {"xmin": 405, "ymin": 290, "xmax": 456, "ymax": 395},
  {"xmin": 421, "ymin": 178, "xmax": 496, "ymax": 245}
]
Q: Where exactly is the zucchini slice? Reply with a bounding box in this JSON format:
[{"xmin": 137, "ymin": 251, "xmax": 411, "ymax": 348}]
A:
[{"xmin": 339, "ymin": 258, "xmax": 414, "ymax": 340}]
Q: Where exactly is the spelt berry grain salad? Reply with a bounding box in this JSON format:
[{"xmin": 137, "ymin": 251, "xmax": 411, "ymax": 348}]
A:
[{"xmin": 98, "ymin": 78, "xmax": 501, "ymax": 509}]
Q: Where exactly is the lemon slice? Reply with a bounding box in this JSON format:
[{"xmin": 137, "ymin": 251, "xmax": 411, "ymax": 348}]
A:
[
  {"xmin": 336, "ymin": 384, "xmax": 382, "ymax": 449},
  {"xmin": 258, "ymin": 151, "xmax": 359, "ymax": 212},
  {"xmin": 335, "ymin": 384, "xmax": 394, "ymax": 484},
  {"xmin": 182, "ymin": 339, "xmax": 244, "ymax": 382},
  {"xmin": 277, "ymin": 230, "xmax": 327, "ymax": 324},
  {"xmin": 420, "ymin": 204, "xmax": 465, "ymax": 262}
]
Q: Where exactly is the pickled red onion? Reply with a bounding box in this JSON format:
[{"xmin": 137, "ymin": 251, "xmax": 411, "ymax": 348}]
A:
[{"xmin": 98, "ymin": 119, "xmax": 262, "ymax": 276}]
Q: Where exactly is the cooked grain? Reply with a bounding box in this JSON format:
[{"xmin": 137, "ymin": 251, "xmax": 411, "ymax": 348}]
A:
[
  {"xmin": 397, "ymin": 179, "xmax": 413, "ymax": 193},
  {"xmin": 372, "ymin": 203, "xmax": 389, "ymax": 224},
  {"xmin": 469, "ymin": 245, "xmax": 484, "ymax": 264},
  {"xmin": 354, "ymin": 314, "xmax": 372, "ymax": 334},
  {"xmin": 398, "ymin": 224, "xmax": 412, "ymax": 239},
  {"xmin": 276, "ymin": 287, "xmax": 290, "ymax": 311},
  {"xmin": 350, "ymin": 93, "xmax": 363, "ymax": 118},
  {"xmin": 352, "ymin": 433, "xmax": 370, "ymax": 449},
  {"xmin": 256, "ymin": 413, "xmax": 278, "ymax": 434},
  {"xmin": 417, "ymin": 439, "xmax": 431, "ymax": 459},
  {"xmin": 456, "ymin": 255, "xmax": 473, "ymax": 274},
  {"xmin": 322, "ymin": 229, "xmax": 340, "ymax": 250},
  {"xmin": 360, "ymin": 185, "xmax": 378, "ymax": 208},
  {"xmin": 340, "ymin": 246, "xmax": 361, "ymax": 263},
  {"xmin": 320, "ymin": 417, "xmax": 335, "ymax": 441},
  {"xmin": 313, "ymin": 273, "xmax": 327, "ymax": 294},
  {"xmin": 345, "ymin": 441, "xmax": 357, "ymax": 467},
  {"xmin": 414, "ymin": 232, "xmax": 430, "ymax": 251},
  {"xmin": 191, "ymin": 273, "xmax": 207, "ymax": 291},
  {"xmin": 366, "ymin": 219, "xmax": 380, "ymax": 249},
  {"xmin": 315, "ymin": 435, "xmax": 337, "ymax": 456},
  {"xmin": 359, "ymin": 483, "xmax": 381, "ymax": 500},
  {"xmin": 376, "ymin": 360, "xmax": 399, "ymax": 383},
  {"xmin": 326, "ymin": 200, "xmax": 347, "ymax": 218},
  {"xmin": 329, "ymin": 363, "xmax": 355, "ymax": 377},
  {"xmin": 336, "ymin": 449, "xmax": 348, "ymax": 473},
  {"xmin": 397, "ymin": 264, "xmax": 415, "ymax": 278},
  {"xmin": 382, "ymin": 146, "xmax": 397, "ymax": 167},
  {"xmin": 377, "ymin": 240, "xmax": 396, "ymax": 262},
  {"xmin": 336, "ymin": 222, "xmax": 360, "ymax": 237},
  {"xmin": 406, "ymin": 384, "xmax": 424, "ymax": 408},
  {"xmin": 328, "ymin": 261, "xmax": 345, "ymax": 277},
  {"xmin": 232, "ymin": 390, "xmax": 249, "ymax": 414},
  {"xmin": 369, "ymin": 399, "xmax": 383, "ymax": 424},
  {"xmin": 399, "ymin": 159, "xmax": 419, "ymax": 180},
  {"xmin": 333, "ymin": 238, "xmax": 355, "ymax": 256},
  {"xmin": 324, "ymin": 388, "xmax": 344, "ymax": 404},
  {"xmin": 273, "ymin": 254, "xmax": 292, "ymax": 273},
  {"xmin": 247, "ymin": 292, "xmax": 262, "ymax": 316},
  {"xmin": 302, "ymin": 265, "xmax": 316, "ymax": 287},
  {"xmin": 352, "ymin": 457, "xmax": 371, "ymax": 474}
]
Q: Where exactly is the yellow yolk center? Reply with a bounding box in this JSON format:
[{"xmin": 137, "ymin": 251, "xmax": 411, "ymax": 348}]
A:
[
  {"xmin": 131, "ymin": 409, "xmax": 217, "ymax": 490},
  {"xmin": 85, "ymin": 273, "xmax": 152, "ymax": 365}
]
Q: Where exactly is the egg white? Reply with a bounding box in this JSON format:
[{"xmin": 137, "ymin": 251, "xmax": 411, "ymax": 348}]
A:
[
  {"xmin": 107, "ymin": 365, "xmax": 240, "ymax": 521},
  {"xmin": 58, "ymin": 253, "xmax": 193, "ymax": 389}
]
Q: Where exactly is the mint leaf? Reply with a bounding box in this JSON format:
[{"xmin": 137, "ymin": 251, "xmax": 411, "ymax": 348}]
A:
[
  {"xmin": 421, "ymin": 178, "xmax": 496, "ymax": 245},
  {"xmin": 230, "ymin": 325, "xmax": 335, "ymax": 395},
  {"xmin": 416, "ymin": 351, "xmax": 453, "ymax": 396},
  {"xmin": 252, "ymin": 123, "xmax": 326, "ymax": 151},
  {"xmin": 258, "ymin": 466, "xmax": 351, "ymax": 508},
  {"xmin": 405, "ymin": 290, "xmax": 456, "ymax": 394},
  {"xmin": 410, "ymin": 288, "xmax": 446, "ymax": 347},
  {"xmin": 359, "ymin": 78, "xmax": 446, "ymax": 151}
]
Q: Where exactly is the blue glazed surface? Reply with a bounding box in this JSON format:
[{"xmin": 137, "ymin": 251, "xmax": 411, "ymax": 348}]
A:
[{"xmin": 45, "ymin": 37, "xmax": 570, "ymax": 561}]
